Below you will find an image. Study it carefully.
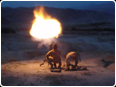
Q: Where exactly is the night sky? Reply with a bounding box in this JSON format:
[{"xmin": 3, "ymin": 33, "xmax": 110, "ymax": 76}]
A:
[{"xmin": 1, "ymin": 1, "xmax": 113, "ymax": 9}]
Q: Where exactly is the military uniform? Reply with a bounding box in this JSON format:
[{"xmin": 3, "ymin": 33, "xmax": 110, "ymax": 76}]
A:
[
  {"xmin": 65, "ymin": 52, "xmax": 81, "ymax": 70},
  {"xmin": 46, "ymin": 48, "xmax": 61, "ymax": 68}
]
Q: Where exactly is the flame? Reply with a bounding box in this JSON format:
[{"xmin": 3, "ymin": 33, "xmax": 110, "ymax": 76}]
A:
[{"xmin": 30, "ymin": 6, "xmax": 62, "ymax": 39}]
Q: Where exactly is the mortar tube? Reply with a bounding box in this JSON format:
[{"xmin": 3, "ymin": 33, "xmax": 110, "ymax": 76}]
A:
[{"xmin": 49, "ymin": 43, "xmax": 52, "ymax": 50}]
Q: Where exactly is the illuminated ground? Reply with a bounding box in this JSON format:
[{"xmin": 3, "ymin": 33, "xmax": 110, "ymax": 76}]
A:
[
  {"xmin": 1, "ymin": 31, "xmax": 115, "ymax": 86},
  {"xmin": 1, "ymin": 53, "xmax": 115, "ymax": 86}
]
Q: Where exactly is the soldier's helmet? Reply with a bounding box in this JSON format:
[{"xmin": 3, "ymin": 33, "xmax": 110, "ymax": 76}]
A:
[{"xmin": 53, "ymin": 44, "xmax": 57, "ymax": 49}]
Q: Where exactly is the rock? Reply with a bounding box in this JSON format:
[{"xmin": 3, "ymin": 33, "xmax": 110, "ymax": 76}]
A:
[{"xmin": 107, "ymin": 63, "xmax": 115, "ymax": 71}]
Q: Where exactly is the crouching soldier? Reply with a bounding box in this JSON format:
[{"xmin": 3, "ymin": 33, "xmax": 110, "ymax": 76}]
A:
[
  {"xmin": 65, "ymin": 52, "xmax": 81, "ymax": 71},
  {"xmin": 46, "ymin": 44, "xmax": 61, "ymax": 69}
]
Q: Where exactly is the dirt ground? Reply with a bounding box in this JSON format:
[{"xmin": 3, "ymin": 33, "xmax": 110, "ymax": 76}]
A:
[
  {"xmin": 1, "ymin": 31, "xmax": 115, "ymax": 86},
  {"xmin": 1, "ymin": 53, "xmax": 115, "ymax": 86}
]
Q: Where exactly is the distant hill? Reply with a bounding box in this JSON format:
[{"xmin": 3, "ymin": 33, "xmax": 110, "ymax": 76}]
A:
[
  {"xmin": 83, "ymin": 2, "xmax": 115, "ymax": 14},
  {"xmin": 1, "ymin": 6, "xmax": 115, "ymax": 29}
]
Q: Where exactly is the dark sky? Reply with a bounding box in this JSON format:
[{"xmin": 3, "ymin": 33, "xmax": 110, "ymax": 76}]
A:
[{"xmin": 1, "ymin": 1, "xmax": 113, "ymax": 9}]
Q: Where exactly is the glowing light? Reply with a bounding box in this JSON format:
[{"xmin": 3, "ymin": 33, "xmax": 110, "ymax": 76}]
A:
[{"xmin": 30, "ymin": 6, "xmax": 62, "ymax": 39}]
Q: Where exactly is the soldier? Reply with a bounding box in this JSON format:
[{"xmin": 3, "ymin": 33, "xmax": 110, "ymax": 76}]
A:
[
  {"xmin": 49, "ymin": 44, "xmax": 52, "ymax": 50},
  {"xmin": 46, "ymin": 44, "xmax": 61, "ymax": 69},
  {"xmin": 65, "ymin": 51, "xmax": 81, "ymax": 71}
]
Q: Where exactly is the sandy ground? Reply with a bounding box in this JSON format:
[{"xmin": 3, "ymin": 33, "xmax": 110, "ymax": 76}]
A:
[
  {"xmin": 1, "ymin": 53, "xmax": 115, "ymax": 86},
  {"xmin": 1, "ymin": 31, "xmax": 115, "ymax": 86}
]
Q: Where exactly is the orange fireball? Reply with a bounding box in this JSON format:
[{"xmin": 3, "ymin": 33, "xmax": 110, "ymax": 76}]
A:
[{"xmin": 30, "ymin": 6, "xmax": 62, "ymax": 39}]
